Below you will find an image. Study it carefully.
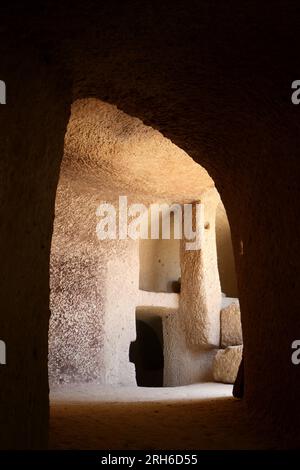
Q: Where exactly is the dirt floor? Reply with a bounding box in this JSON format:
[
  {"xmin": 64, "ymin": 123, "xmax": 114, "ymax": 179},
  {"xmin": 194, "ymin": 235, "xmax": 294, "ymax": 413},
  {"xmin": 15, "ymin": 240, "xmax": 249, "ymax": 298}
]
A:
[{"xmin": 49, "ymin": 383, "xmax": 281, "ymax": 450}]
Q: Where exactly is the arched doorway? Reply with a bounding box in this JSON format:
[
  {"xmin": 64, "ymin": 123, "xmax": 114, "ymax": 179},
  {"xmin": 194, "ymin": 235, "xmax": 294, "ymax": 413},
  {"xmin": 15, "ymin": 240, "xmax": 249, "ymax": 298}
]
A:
[{"xmin": 49, "ymin": 98, "xmax": 241, "ymax": 391}]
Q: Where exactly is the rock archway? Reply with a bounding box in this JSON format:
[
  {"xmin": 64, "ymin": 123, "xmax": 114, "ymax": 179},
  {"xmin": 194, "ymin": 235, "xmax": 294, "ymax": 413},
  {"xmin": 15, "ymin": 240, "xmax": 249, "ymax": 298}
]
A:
[
  {"xmin": 49, "ymin": 98, "xmax": 237, "ymax": 388},
  {"xmin": 1, "ymin": 0, "xmax": 299, "ymax": 449}
]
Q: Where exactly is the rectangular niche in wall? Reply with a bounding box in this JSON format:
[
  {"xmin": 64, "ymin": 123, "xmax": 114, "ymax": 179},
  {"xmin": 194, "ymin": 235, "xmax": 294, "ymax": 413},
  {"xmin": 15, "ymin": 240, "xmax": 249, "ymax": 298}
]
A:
[
  {"xmin": 129, "ymin": 308, "xmax": 164, "ymax": 387},
  {"xmin": 139, "ymin": 208, "xmax": 181, "ymax": 293}
]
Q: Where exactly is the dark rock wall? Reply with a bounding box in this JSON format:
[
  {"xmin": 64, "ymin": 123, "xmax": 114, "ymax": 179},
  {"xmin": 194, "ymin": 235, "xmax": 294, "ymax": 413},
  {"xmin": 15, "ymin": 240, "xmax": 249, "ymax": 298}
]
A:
[{"xmin": 0, "ymin": 40, "xmax": 71, "ymax": 448}]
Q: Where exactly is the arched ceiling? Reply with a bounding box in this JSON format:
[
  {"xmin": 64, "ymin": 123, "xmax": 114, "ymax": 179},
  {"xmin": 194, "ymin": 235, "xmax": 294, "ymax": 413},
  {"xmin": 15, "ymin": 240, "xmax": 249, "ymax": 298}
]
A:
[{"xmin": 61, "ymin": 98, "xmax": 215, "ymax": 204}]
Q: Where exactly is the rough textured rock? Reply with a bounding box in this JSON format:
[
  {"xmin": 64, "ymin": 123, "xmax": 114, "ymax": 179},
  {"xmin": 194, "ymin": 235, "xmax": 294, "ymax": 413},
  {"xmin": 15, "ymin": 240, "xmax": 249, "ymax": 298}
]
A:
[
  {"xmin": 62, "ymin": 99, "xmax": 214, "ymax": 203},
  {"xmin": 49, "ymin": 172, "xmax": 139, "ymax": 385},
  {"xmin": 180, "ymin": 194, "xmax": 222, "ymax": 347},
  {"xmin": 220, "ymin": 301, "xmax": 243, "ymax": 348},
  {"xmin": 163, "ymin": 311, "xmax": 217, "ymax": 386},
  {"xmin": 49, "ymin": 99, "xmax": 220, "ymax": 386},
  {"xmin": 213, "ymin": 346, "xmax": 243, "ymax": 384}
]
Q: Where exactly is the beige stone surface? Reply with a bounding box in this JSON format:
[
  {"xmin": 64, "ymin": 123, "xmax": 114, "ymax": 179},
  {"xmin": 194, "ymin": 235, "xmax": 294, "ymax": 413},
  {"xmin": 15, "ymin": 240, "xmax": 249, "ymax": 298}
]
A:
[
  {"xmin": 213, "ymin": 346, "xmax": 243, "ymax": 384},
  {"xmin": 62, "ymin": 99, "xmax": 214, "ymax": 203},
  {"xmin": 137, "ymin": 290, "xmax": 179, "ymax": 309},
  {"xmin": 220, "ymin": 301, "xmax": 243, "ymax": 347},
  {"xmin": 180, "ymin": 194, "xmax": 222, "ymax": 348},
  {"xmin": 139, "ymin": 210, "xmax": 181, "ymax": 293},
  {"xmin": 49, "ymin": 99, "xmax": 219, "ymax": 386},
  {"xmin": 163, "ymin": 312, "xmax": 218, "ymax": 386}
]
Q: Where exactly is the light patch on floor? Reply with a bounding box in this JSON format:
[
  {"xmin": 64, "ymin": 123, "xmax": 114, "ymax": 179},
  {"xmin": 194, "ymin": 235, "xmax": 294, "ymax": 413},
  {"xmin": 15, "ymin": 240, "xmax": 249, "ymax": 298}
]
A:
[{"xmin": 50, "ymin": 382, "xmax": 233, "ymax": 403}]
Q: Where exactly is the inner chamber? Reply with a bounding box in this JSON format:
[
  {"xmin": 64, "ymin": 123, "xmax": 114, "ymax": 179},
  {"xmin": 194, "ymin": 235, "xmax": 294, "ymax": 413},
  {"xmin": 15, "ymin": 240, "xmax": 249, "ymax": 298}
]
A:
[{"xmin": 49, "ymin": 98, "xmax": 241, "ymax": 390}]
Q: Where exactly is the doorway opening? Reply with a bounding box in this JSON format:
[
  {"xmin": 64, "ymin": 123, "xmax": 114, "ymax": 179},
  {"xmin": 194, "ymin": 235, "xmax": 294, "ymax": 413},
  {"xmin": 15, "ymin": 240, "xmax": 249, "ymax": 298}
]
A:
[
  {"xmin": 129, "ymin": 309, "xmax": 164, "ymax": 387},
  {"xmin": 48, "ymin": 98, "xmax": 241, "ymax": 393}
]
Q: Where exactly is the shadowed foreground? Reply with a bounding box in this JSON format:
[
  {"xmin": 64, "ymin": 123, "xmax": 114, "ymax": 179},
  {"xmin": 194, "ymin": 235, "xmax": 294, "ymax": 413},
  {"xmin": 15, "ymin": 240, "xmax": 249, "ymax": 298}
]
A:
[{"xmin": 49, "ymin": 385, "xmax": 280, "ymax": 450}]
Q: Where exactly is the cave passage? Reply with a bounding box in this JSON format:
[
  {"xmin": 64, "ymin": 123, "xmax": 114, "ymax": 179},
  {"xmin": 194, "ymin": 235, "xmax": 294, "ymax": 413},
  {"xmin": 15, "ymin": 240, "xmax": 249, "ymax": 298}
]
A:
[{"xmin": 129, "ymin": 316, "xmax": 164, "ymax": 387}]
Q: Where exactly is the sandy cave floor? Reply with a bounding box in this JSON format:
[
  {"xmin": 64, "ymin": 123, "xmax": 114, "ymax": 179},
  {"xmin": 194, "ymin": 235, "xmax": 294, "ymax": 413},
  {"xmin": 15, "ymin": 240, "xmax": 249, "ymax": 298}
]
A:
[{"xmin": 49, "ymin": 383, "xmax": 279, "ymax": 450}]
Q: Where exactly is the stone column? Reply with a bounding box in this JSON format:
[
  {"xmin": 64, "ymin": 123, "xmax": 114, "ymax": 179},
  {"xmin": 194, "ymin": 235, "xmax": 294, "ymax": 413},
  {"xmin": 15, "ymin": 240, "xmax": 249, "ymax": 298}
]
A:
[{"xmin": 180, "ymin": 188, "xmax": 222, "ymax": 348}]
